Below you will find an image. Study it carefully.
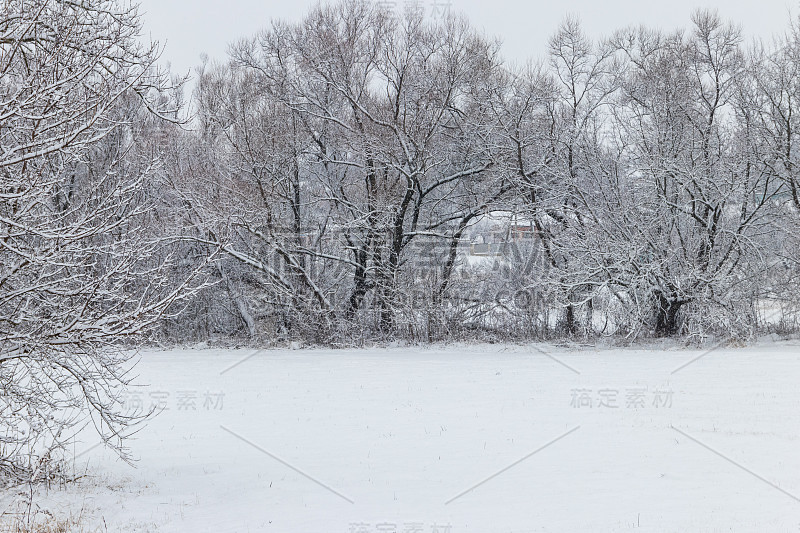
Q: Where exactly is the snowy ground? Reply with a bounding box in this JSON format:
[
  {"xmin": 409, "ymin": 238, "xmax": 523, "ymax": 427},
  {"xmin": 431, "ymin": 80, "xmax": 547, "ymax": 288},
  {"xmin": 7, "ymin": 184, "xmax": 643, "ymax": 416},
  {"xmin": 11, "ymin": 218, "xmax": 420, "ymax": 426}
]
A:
[{"xmin": 4, "ymin": 341, "xmax": 800, "ymax": 532}]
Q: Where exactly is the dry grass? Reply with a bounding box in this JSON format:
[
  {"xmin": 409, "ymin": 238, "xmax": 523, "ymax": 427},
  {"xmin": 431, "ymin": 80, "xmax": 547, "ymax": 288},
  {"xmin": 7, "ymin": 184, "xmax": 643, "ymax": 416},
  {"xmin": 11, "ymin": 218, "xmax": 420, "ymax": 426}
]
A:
[
  {"xmin": 0, "ymin": 501, "xmax": 99, "ymax": 533},
  {"xmin": 1, "ymin": 516, "xmax": 84, "ymax": 533}
]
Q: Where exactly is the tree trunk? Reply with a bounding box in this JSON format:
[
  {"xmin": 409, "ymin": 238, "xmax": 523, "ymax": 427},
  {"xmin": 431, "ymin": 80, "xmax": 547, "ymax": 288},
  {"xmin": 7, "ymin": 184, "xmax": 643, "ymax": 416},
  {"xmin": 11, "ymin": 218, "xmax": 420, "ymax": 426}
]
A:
[
  {"xmin": 218, "ymin": 264, "xmax": 256, "ymax": 337},
  {"xmin": 653, "ymin": 291, "xmax": 684, "ymax": 337},
  {"xmin": 565, "ymin": 304, "xmax": 577, "ymax": 335}
]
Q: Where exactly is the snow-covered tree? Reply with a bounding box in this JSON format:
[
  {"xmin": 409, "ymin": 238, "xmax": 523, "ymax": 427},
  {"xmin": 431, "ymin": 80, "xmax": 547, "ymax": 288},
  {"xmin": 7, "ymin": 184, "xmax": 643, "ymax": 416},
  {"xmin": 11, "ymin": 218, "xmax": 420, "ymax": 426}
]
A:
[{"xmin": 0, "ymin": 0, "xmax": 201, "ymax": 480}]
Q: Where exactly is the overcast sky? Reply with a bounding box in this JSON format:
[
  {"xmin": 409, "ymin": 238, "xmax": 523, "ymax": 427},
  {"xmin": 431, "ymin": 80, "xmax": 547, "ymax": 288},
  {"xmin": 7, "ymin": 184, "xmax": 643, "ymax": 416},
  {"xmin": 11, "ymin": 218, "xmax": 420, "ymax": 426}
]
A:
[{"xmin": 137, "ymin": 0, "xmax": 797, "ymax": 78}]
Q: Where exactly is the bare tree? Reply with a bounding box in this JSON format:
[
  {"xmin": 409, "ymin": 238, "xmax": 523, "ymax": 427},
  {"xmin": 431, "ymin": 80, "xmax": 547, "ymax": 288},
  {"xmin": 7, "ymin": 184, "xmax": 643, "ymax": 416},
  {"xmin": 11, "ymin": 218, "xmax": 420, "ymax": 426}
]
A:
[
  {"xmin": 0, "ymin": 0, "xmax": 202, "ymax": 481},
  {"xmin": 592, "ymin": 11, "xmax": 780, "ymax": 337},
  {"xmin": 179, "ymin": 2, "xmax": 510, "ymax": 340}
]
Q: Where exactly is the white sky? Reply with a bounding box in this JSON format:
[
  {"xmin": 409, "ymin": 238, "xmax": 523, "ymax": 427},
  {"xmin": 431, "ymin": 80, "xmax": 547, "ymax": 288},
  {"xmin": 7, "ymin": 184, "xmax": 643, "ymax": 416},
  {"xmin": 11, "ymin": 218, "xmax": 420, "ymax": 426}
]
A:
[{"xmin": 137, "ymin": 0, "xmax": 798, "ymax": 78}]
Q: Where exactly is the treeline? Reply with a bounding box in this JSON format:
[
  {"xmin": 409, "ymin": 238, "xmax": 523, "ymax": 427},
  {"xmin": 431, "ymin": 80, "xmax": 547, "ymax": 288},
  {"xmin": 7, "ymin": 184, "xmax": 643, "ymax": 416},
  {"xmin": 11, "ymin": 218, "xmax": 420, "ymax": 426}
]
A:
[
  {"xmin": 5, "ymin": 1, "xmax": 800, "ymax": 362},
  {"xmin": 157, "ymin": 2, "xmax": 800, "ymax": 343}
]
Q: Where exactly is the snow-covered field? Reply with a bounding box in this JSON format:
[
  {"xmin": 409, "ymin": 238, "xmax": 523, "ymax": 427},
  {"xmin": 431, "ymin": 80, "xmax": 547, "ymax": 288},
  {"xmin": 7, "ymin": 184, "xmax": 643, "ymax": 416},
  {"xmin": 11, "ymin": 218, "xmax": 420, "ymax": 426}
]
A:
[{"xmin": 4, "ymin": 341, "xmax": 800, "ymax": 532}]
